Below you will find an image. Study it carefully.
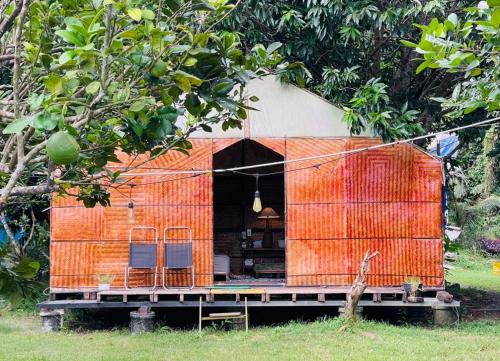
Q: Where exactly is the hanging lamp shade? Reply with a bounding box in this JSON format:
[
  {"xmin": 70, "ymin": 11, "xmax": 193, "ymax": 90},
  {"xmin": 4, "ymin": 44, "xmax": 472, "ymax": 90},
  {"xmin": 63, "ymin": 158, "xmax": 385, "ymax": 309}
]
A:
[{"xmin": 258, "ymin": 207, "xmax": 280, "ymax": 219}]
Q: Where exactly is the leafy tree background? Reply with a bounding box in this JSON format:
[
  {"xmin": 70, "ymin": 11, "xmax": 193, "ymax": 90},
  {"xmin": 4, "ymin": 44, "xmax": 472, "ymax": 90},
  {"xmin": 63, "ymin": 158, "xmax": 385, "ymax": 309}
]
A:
[
  {"xmin": 0, "ymin": 0, "xmax": 498, "ymax": 307},
  {"xmin": 222, "ymin": 0, "xmax": 499, "ymax": 249}
]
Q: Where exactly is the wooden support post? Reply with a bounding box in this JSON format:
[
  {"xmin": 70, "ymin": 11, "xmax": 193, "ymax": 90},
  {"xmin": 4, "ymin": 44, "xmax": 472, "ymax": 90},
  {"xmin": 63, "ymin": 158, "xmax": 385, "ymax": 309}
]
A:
[
  {"xmin": 123, "ymin": 294, "xmax": 128, "ymax": 303},
  {"xmin": 206, "ymin": 293, "xmax": 214, "ymax": 303},
  {"xmin": 235, "ymin": 294, "xmax": 240, "ymax": 303},
  {"xmin": 245, "ymin": 297, "xmax": 248, "ymax": 332},
  {"xmin": 373, "ymin": 293, "xmax": 381, "ymax": 303},
  {"xmin": 97, "ymin": 293, "xmax": 102, "ymax": 303},
  {"xmin": 266, "ymin": 293, "xmax": 270, "ymax": 303},
  {"xmin": 179, "ymin": 294, "xmax": 184, "ymax": 303},
  {"xmin": 318, "ymin": 293, "xmax": 326, "ymax": 303},
  {"xmin": 292, "ymin": 293, "xmax": 296, "ymax": 303},
  {"xmin": 198, "ymin": 296, "xmax": 202, "ymax": 334}
]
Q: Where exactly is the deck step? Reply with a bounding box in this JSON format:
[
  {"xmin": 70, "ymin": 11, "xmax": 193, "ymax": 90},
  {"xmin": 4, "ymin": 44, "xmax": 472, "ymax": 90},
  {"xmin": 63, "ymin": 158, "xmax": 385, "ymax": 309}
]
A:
[{"xmin": 209, "ymin": 312, "xmax": 241, "ymax": 317}]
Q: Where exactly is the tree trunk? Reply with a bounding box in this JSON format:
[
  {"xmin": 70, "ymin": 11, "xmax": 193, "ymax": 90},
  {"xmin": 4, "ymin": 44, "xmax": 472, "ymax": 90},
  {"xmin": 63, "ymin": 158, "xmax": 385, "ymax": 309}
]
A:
[{"xmin": 344, "ymin": 250, "xmax": 379, "ymax": 320}]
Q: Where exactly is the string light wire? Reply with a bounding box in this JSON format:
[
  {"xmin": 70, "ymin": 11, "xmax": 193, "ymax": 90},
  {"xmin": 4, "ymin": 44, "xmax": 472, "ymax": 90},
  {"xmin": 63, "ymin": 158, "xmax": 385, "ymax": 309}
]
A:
[{"xmin": 116, "ymin": 117, "xmax": 499, "ymax": 179}]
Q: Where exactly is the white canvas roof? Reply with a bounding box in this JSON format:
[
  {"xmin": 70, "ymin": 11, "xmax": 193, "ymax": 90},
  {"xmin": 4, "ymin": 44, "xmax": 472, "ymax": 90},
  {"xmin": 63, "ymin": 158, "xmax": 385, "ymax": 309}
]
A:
[{"xmin": 177, "ymin": 74, "xmax": 369, "ymax": 138}]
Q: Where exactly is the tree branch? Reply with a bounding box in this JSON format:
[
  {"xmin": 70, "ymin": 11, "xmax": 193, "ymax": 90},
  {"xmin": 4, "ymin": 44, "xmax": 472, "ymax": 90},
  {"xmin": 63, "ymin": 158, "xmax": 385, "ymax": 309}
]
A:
[
  {"xmin": 344, "ymin": 250, "xmax": 379, "ymax": 320},
  {"xmin": 0, "ymin": 0, "xmax": 23, "ymax": 40}
]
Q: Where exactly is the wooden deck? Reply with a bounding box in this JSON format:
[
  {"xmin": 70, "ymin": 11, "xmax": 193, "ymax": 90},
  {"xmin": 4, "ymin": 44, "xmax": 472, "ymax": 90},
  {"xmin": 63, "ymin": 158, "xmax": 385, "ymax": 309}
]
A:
[{"xmin": 40, "ymin": 286, "xmax": 458, "ymax": 310}]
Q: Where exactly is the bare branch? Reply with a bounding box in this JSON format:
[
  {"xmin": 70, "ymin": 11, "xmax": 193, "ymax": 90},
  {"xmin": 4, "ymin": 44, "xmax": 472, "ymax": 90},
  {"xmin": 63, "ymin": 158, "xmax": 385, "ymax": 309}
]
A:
[{"xmin": 0, "ymin": 0, "xmax": 23, "ymax": 40}]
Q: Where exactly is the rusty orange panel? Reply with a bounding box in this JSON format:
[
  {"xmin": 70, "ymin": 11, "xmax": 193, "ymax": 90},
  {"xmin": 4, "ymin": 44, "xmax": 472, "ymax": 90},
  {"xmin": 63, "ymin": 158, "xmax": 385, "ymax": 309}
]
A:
[
  {"xmin": 346, "ymin": 139, "xmax": 414, "ymax": 202},
  {"xmin": 212, "ymin": 138, "xmax": 240, "ymax": 153},
  {"xmin": 287, "ymin": 238, "xmax": 443, "ymax": 287},
  {"xmin": 51, "ymin": 240, "xmax": 213, "ymax": 288},
  {"xmin": 254, "ymin": 138, "xmax": 285, "ymax": 156},
  {"xmin": 51, "ymin": 207, "xmax": 103, "ymax": 241},
  {"xmin": 285, "ymin": 137, "xmax": 443, "ymax": 287},
  {"xmin": 286, "ymin": 139, "xmax": 346, "ymax": 203},
  {"xmin": 287, "ymin": 204, "xmax": 347, "ymax": 240},
  {"xmin": 107, "ymin": 176, "xmax": 146, "ymax": 207},
  {"xmin": 287, "ymin": 239, "xmax": 350, "ymax": 276},
  {"xmin": 349, "ymin": 238, "xmax": 444, "ymax": 287},
  {"xmin": 50, "ymin": 137, "xmax": 213, "ymax": 289},
  {"xmin": 413, "ymin": 202, "xmax": 442, "ymax": 238},
  {"xmin": 347, "ymin": 203, "xmax": 413, "ymax": 238},
  {"xmin": 144, "ymin": 205, "xmax": 212, "ymax": 241},
  {"xmin": 143, "ymin": 174, "xmax": 212, "ymax": 206},
  {"xmin": 101, "ymin": 206, "xmax": 148, "ymax": 241},
  {"xmin": 50, "ymin": 242, "xmax": 98, "ymax": 276},
  {"xmin": 145, "ymin": 139, "xmax": 212, "ymax": 169},
  {"xmin": 411, "ymin": 149, "xmax": 442, "ymax": 202}
]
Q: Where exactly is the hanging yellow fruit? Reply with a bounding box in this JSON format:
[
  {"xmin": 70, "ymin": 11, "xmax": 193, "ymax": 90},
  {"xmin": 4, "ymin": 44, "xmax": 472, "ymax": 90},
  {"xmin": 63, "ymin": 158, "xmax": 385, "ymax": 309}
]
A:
[{"xmin": 46, "ymin": 131, "xmax": 80, "ymax": 165}]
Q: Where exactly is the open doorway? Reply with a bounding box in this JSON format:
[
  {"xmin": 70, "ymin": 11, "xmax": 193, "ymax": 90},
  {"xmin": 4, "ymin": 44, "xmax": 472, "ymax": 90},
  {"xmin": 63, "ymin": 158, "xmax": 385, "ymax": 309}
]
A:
[{"xmin": 213, "ymin": 140, "xmax": 285, "ymax": 285}]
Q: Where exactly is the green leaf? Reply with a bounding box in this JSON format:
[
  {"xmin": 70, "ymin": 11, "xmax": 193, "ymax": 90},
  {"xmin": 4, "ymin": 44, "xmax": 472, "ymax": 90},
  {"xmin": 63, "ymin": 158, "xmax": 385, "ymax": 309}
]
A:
[
  {"xmin": 59, "ymin": 50, "xmax": 75, "ymax": 64},
  {"xmin": 400, "ymin": 40, "xmax": 418, "ymax": 48},
  {"xmin": 170, "ymin": 44, "xmax": 191, "ymax": 54},
  {"xmin": 32, "ymin": 112, "xmax": 60, "ymax": 131},
  {"xmin": 213, "ymin": 80, "xmax": 235, "ymax": 96},
  {"xmin": 267, "ymin": 42, "xmax": 282, "ymax": 54},
  {"xmin": 447, "ymin": 13, "xmax": 458, "ymax": 28},
  {"xmin": 55, "ymin": 30, "xmax": 84, "ymax": 46},
  {"xmin": 172, "ymin": 70, "xmax": 203, "ymax": 86},
  {"xmin": 3, "ymin": 117, "xmax": 32, "ymax": 134},
  {"xmin": 142, "ymin": 9, "xmax": 155, "ymax": 20},
  {"xmin": 183, "ymin": 57, "xmax": 198, "ymax": 67},
  {"xmin": 249, "ymin": 95, "xmax": 259, "ymax": 102},
  {"xmin": 28, "ymin": 93, "xmax": 45, "ymax": 111},
  {"xmin": 491, "ymin": 8, "xmax": 500, "ymax": 29},
  {"xmin": 185, "ymin": 93, "xmax": 202, "ymax": 116},
  {"xmin": 416, "ymin": 60, "xmax": 432, "ymax": 74},
  {"xmin": 127, "ymin": 8, "xmax": 142, "ymax": 21},
  {"xmin": 174, "ymin": 76, "xmax": 191, "ymax": 92},
  {"xmin": 86, "ymin": 81, "xmax": 101, "ymax": 95},
  {"xmin": 63, "ymin": 77, "xmax": 79, "ymax": 96},
  {"xmin": 44, "ymin": 74, "xmax": 63, "ymax": 95},
  {"xmin": 487, "ymin": 0, "xmax": 500, "ymax": 7},
  {"xmin": 129, "ymin": 101, "xmax": 147, "ymax": 112}
]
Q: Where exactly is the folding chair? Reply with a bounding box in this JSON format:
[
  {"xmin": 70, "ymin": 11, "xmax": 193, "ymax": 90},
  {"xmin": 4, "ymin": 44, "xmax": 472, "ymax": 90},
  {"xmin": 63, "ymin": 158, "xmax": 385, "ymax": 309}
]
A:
[
  {"xmin": 163, "ymin": 226, "xmax": 194, "ymax": 289},
  {"xmin": 125, "ymin": 226, "xmax": 158, "ymax": 290}
]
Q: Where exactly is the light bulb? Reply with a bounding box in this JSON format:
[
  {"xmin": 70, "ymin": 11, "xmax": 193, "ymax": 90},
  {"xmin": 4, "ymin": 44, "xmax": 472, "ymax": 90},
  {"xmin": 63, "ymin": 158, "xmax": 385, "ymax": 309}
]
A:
[
  {"xmin": 127, "ymin": 202, "xmax": 135, "ymax": 224},
  {"xmin": 253, "ymin": 190, "xmax": 262, "ymax": 213}
]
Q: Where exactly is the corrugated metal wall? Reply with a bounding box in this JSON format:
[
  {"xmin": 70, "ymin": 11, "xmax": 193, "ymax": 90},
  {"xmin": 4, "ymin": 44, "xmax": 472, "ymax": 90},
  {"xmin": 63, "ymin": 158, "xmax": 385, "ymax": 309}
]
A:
[
  {"xmin": 50, "ymin": 136, "xmax": 444, "ymax": 290},
  {"xmin": 285, "ymin": 138, "xmax": 444, "ymax": 287},
  {"xmin": 50, "ymin": 139, "xmax": 213, "ymax": 288}
]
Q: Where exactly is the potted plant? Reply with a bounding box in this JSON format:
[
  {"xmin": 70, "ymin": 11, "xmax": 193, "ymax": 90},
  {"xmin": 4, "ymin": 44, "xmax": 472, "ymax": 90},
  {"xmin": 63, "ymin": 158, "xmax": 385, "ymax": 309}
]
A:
[
  {"xmin": 403, "ymin": 276, "xmax": 423, "ymax": 303},
  {"xmin": 97, "ymin": 274, "xmax": 114, "ymax": 291}
]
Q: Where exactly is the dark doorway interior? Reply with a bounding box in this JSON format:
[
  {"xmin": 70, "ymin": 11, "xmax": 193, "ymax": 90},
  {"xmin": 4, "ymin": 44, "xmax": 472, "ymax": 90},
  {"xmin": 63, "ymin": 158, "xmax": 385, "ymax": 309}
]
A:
[{"xmin": 213, "ymin": 140, "xmax": 285, "ymax": 284}]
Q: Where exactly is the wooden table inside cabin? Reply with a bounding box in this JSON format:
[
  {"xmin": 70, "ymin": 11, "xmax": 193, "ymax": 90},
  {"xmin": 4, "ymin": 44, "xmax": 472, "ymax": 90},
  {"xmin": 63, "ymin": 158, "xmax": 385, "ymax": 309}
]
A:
[{"xmin": 242, "ymin": 248, "xmax": 285, "ymax": 276}]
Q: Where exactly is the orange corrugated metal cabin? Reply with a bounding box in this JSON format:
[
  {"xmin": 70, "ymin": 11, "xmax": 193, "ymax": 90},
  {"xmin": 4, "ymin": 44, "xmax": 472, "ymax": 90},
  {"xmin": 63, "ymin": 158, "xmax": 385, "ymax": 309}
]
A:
[{"xmin": 50, "ymin": 76, "xmax": 444, "ymax": 292}]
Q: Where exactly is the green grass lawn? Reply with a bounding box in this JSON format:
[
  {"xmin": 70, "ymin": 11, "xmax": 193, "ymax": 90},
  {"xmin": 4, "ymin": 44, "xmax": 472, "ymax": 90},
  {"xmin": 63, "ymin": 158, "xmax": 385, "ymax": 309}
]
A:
[
  {"xmin": 446, "ymin": 250, "xmax": 500, "ymax": 291},
  {"xmin": 0, "ymin": 314, "xmax": 499, "ymax": 361}
]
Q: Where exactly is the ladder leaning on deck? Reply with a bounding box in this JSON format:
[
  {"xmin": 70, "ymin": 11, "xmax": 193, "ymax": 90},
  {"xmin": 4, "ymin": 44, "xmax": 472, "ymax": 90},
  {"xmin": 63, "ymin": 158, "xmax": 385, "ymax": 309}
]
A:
[{"xmin": 198, "ymin": 296, "xmax": 248, "ymax": 333}]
